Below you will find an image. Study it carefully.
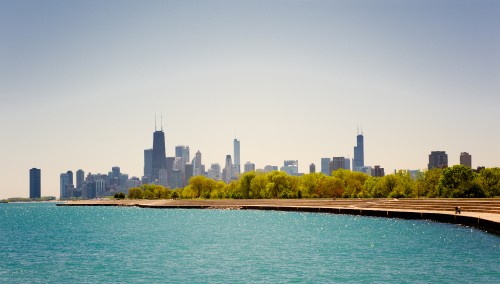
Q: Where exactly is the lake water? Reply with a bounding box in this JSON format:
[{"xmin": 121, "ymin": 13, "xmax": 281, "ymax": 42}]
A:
[{"xmin": 0, "ymin": 203, "xmax": 498, "ymax": 283}]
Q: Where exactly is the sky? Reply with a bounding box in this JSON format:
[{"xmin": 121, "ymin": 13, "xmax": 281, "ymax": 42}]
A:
[{"xmin": 1, "ymin": 0, "xmax": 499, "ymax": 199}]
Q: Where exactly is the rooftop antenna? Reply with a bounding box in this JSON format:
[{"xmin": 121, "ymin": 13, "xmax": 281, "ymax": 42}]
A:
[
  {"xmin": 161, "ymin": 114, "xmax": 163, "ymax": 131},
  {"xmin": 155, "ymin": 114, "xmax": 157, "ymax": 131}
]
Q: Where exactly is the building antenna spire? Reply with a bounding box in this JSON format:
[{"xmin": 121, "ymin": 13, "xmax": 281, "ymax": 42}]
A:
[
  {"xmin": 161, "ymin": 114, "xmax": 163, "ymax": 131},
  {"xmin": 155, "ymin": 113, "xmax": 157, "ymax": 131}
]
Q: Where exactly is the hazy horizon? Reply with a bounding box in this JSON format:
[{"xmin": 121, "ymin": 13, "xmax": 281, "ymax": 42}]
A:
[{"xmin": 1, "ymin": 0, "xmax": 499, "ymax": 199}]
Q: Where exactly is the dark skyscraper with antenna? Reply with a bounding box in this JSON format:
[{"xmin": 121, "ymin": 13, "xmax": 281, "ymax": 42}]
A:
[
  {"xmin": 353, "ymin": 129, "xmax": 364, "ymax": 172},
  {"xmin": 152, "ymin": 116, "xmax": 166, "ymax": 181}
]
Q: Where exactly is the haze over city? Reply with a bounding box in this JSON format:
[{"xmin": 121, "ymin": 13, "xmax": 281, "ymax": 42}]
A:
[{"xmin": 1, "ymin": 0, "xmax": 499, "ymax": 199}]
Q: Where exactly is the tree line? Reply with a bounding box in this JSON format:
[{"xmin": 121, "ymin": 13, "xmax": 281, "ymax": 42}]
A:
[{"xmin": 127, "ymin": 165, "xmax": 500, "ymax": 200}]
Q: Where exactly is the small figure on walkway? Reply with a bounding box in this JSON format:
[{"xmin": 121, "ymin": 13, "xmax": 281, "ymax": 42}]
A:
[{"xmin": 455, "ymin": 206, "xmax": 461, "ymax": 214}]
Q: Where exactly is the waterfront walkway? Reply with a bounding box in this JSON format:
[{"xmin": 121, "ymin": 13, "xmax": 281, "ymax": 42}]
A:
[{"xmin": 59, "ymin": 198, "xmax": 500, "ymax": 235}]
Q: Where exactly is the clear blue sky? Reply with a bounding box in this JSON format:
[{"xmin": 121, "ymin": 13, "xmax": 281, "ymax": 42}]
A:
[{"xmin": 1, "ymin": 0, "xmax": 499, "ymax": 199}]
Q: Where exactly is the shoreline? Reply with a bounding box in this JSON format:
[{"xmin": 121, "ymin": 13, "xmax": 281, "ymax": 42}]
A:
[{"xmin": 58, "ymin": 198, "xmax": 500, "ymax": 236}]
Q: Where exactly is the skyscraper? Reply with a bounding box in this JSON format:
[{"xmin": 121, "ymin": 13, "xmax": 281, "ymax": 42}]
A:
[
  {"xmin": 60, "ymin": 172, "xmax": 71, "ymax": 199},
  {"xmin": 76, "ymin": 169, "xmax": 84, "ymax": 190},
  {"xmin": 152, "ymin": 128, "xmax": 166, "ymax": 181},
  {"xmin": 281, "ymin": 160, "xmax": 298, "ymax": 175},
  {"xmin": 332, "ymin": 157, "xmax": 346, "ymax": 171},
  {"xmin": 193, "ymin": 151, "xmax": 203, "ymax": 176},
  {"xmin": 428, "ymin": 151, "xmax": 448, "ymax": 170},
  {"xmin": 159, "ymin": 168, "xmax": 168, "ymax": 187},
  {"xmin": 321, "ymin": 158, "xmax": 331, "ymax": 175},
  {"xmin": 185, "ymin": 164, "xmax": 193, "ymax": 185},
  {"xmin": 353, "ymin": 131, "xmax": 364, "ymax": 172},
  {"xmin": 111, "ymin": 167, "xmax": 120, "ymax": 186},
  {"xmin": 67, "ymin": 170, "xmax": 74, "ymax": 187},
  {"xmin": 460, "ymin": 152, "xmax": 472, "ymax": 168},
  {"xmin": 234, "ymin": 138, "xmax": 240, "ymax": 175},
  {"xmin": 224, "ymin": 155, "xmax": 233, "ymax": 183},
  {"xmin": 309, "ymin": 163, "xmax": 316, "ymax": 174},
  {"xmin": 344, "ymin": 158, "xmax": 351, "ymax": 171},
  {"xmin": 175, "ymin": 145, "xmax": 190, "ymax": 173},
  {"xmin": 207, "ymin": 163, "xmax": 221, "ymax": 180},
  {"xmin": 144, "ymin": 149, "xmax": 153, "ymax": 180},
  {"xmin": 29, "ymin": 168, "xmax": 41, "ymax": 199},
  {"xmin": 372, "ymin": 165, "xmax": 385, "ymax": 177}
]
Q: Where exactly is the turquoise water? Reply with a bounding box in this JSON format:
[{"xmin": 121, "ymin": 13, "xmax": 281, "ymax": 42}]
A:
[{"xmin": 0, "ymin": 203, "xmax": 498, "ymax": 283}]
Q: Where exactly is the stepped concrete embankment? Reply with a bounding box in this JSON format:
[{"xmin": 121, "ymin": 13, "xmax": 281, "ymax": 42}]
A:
[{"xmin": 58, "ymin": 199, "xmax": 500, "ymax": 236}]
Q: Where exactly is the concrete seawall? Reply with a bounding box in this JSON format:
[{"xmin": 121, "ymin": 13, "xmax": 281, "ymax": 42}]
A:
[{"xmin": 58, "ymin": 199, "xmax": 500, "ymax": 236}]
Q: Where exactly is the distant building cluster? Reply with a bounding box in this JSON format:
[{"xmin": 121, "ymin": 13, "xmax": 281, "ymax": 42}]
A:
[
  {"xmin": 36, "ymin": 120, "xmax": 484, "ymax": 199},
  {"xmin": 141, "ymin": 123, "xmax": 243, "ymax": 188},
  {"xmin": 427, "ymin": 151, "xmax": 474, "ymax": 171},
  {"xmin": 318, "ymin": 130, "xmax": 385, "ymax": 177},
  {"xmin": 59, "ymin": 166, "xmax": 139, "ymax": 199}
]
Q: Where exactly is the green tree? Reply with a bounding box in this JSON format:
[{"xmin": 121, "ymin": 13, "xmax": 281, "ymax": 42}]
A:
[
  {"xmin": 365, "ymin": 177, "xmax": 382, "ymax": 198},
  {"xmin": 127, "ymin": 187, "xmax": 143, "ymax": 199},
  {"xmin": 343, "ymin": 172, "xmax": 368, "ymax": 198},
  {"xmin": 300, "ymin": 173, "xmax": 324, "ymax": 198},
  {"xmin": 188, "ymin": 176, "xmax": 206, "ymax": 198},
  {"xmin": 171, "ymin": 191, "xmax": 179, "ymax": 199},
  {"xmin": 267, "ymin": 171, "xmax": 289, "ymax": 198},
  {"xmin": 209, "ymin": 181, "xmax": 229, "ymax": 199},
  {"xmin": 477, "ymin": 168, "xmax": 500, "ymax": 197},
  {"xmin": 250, "ymin": 174, "xmax": 268, "ymax": 199},
  {"xmin": 287, "ymin": 175, "xmax": 301, "ymax": 198},
  {"xmin": 415, "ymin": 169, "xmax": 442, "ymax": 197},
  {"xmin": 317, "ymin": 176, "xmax": 344, "ymax": 198},
  {"xmin": 438, "ymin": 165, "xmax": 484, "ymax": 197},
  {"xmin": 235, "ymin": 172, "xmax": 255, "ymax": 199},
  {"xmin": 389, "ymin": 170, "xmax": 415, "ymax": 198},
  {"xmin": 114, "ymin": 192, "xmax": 125, "ymax": 199},
  {"xmin": 379, "ymin": 175, "xmax": 397, "ymax": 197}
]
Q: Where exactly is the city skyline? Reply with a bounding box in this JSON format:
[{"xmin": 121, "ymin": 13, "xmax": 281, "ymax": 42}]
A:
[
  {"xmin": 16, "ymin": 126, "xmax": 490, "ymax": 199},
  {"xmin": 1, "ymin": 0, "xmax": 499, "ymax": 199}
]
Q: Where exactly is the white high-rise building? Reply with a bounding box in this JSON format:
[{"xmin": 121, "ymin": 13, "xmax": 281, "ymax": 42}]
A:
[
  {"xmin": 175, "ymin": 145, "xmax": 190, "ymax": 173},
  {"xmin": 207, "ymin": 163, "xmax": 221, "ymax": 180},
  {"xmin": 234, "ymin": 138, "xmax": 240, "ymax": 175},
  {"xmin": 224, "ymin": 155, "xmax": 233, "ymax": 183}
]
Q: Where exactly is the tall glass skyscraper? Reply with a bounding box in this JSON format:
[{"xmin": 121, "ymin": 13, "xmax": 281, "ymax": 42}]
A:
[
  {"xmin": 76, "ymin": 169, "xmax": 84, "ymax": 190},
  {"xmin": 175, "ymin": 145, "xmax": 190, "ymax": 172},
  {"xmin": 321, "ymin": 158, "xmax": 331, "ymax": 175},
  {"xmin": 29, "ymin": 168, "xmax": 41, "ymax": 199},
  {"xmin": 353, "ymin": 132, "xmax": 364, "ymax": 171},
  {"xmin": 233, "ymin": 138, "xmax": 240, "ymax": 175},
  {"xmin": 60, "ymin": 172, "xmax": 72, "ymax": 199}
]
